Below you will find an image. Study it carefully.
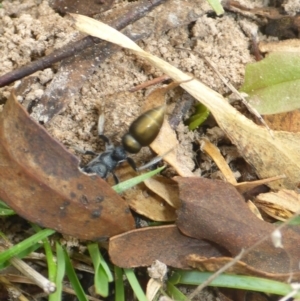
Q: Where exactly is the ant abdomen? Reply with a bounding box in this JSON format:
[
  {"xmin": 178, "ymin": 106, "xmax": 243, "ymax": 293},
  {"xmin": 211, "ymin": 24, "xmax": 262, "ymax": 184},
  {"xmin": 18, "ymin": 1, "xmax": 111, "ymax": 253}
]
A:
[{"xmin": 122, "ymin": 105, "xmax": 165, "ymax": 153}]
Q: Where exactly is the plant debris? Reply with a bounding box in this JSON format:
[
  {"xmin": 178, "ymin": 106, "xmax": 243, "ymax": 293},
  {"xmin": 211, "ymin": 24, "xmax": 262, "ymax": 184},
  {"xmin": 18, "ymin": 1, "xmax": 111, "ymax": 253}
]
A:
[{"xmin": 0, "ymin": 93, "xmax": 135, "ymax": 240}]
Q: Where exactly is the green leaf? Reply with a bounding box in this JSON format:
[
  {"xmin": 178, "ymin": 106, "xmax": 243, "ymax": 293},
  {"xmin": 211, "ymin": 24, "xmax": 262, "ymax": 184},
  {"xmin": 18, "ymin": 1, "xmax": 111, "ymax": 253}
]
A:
[
  {"xmin": 170, "ymin": 270, "xmax": 300, "ymax": 298},
  {"xmin": 240, "ymin": 52, "xmax": 300, "ymax": 114},
  {"xmin": 287, "ymin": 216, "xmax": 300, "ymax": 225},
  {"xmin": 206, "ymin": 0, "xmax": 224, "ymax": 15},
  {"xmin": 185, "ymin": 103, "xmax": 210, "ymax": 130}
]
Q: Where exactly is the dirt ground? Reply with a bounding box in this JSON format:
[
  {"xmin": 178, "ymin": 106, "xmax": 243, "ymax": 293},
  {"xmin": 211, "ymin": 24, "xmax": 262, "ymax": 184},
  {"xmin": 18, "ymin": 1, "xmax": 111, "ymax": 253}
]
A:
[
  {"xmin": 0, "ymin": 0, "xmax": 298, "ymax": 176},
  {"xmin": 0, "ymin": 0, "xmax": 268, "ymax": 175}
]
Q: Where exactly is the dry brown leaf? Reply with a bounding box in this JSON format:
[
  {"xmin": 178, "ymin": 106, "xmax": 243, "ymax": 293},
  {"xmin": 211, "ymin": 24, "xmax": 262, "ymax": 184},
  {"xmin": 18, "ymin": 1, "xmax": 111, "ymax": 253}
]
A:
[
  {"xmin": 199, "ymin": 137, "xmax": 237, "ymax": 185},
  {"xmin": 150, "ymin": 119, "xmax": 195, "ymax": 177},
  {"xmin": 0, "ymin": 93, "xmax": 135, "ymax": 240},
  {"xmin": 73, "ymin": 15, "xmax": 300, "ymax": 190},
  {"xmin": 176, "ymin": 177, "xmax": 300, "ymax": 281},
  {"xmin": 142, "ymin": 82, "xmax": 180, "ymax": 112},
  {"xmin": 144, "ymin": 176, "xmax": 180, "ymax": 209},
  {"xmin": 255, "ymin": 189, "xmax": 300, "ymax": 221},
  {"xmin": 109, "ymin": 225, "xmax": 227, "ymax": 269},
  {"xmin": 235, "ymin": 175, "xmax": 286, "ymax": 194},
  {"xmin": 256, "ymin": 203, "xmax": 293, "ymax": 221},
  {"xmin": 124, "ymin": 183, "xmax": 176, "ymax": 221},
  {"xmin": 200, "ymin": 137, "xmax": 285, "ymax": 193},
  {"xmin": 264, "ymin": 110, "xmax": 300, "ymax": 133}
]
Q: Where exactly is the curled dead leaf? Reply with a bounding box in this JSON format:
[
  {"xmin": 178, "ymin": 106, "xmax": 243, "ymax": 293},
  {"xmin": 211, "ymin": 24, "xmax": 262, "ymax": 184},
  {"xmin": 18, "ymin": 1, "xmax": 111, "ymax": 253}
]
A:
[
  {"xmin": 144, "ymin": 176, "xmax": 180, "ymax": 209},
  {"xmin": 0, "ymin": 93, "xmax": 135, "ymax": 240},
  {"xmin": 255, "ymin": 189, "xmax": 300, "ymax": 221},
  {"xmin": 176, "ymin": 177, "xmax": 300, "ymax": 280},
  {"xmin": 124, "ymin": 183, "xmax": 177, "ymax": 222}
]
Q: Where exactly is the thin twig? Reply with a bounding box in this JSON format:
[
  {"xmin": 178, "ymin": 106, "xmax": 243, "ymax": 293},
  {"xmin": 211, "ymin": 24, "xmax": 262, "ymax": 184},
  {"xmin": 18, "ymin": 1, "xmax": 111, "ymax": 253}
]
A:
[
  {"xmin": 9, "ymin": 257, "xmax": 56, "ymax": 294},
  {"xmin": 129, "ymin": 75, "xmax": 170, "ymax": 92},
  {"xmin": 0, "ymin": 0, "xmax": 168, "ymax": 87}
]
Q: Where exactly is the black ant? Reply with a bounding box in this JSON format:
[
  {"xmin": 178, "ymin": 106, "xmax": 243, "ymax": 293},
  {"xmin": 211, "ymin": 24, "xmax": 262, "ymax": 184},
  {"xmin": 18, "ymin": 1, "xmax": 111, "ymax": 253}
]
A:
[{"xmin": 80, "ymin": 105, "xmax": 165, "ymax": 183}]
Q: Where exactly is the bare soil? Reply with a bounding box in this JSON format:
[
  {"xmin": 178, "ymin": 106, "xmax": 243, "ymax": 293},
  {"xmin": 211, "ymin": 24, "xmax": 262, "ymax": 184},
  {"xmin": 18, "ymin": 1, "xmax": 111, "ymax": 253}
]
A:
[{"xmin": 0, "ymin": 0, "xmax": 263, "ymax": 174}]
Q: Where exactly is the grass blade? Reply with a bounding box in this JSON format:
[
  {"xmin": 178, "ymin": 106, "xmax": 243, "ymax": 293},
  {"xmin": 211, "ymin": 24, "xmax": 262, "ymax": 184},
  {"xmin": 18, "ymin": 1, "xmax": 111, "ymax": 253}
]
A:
[
  {"xmin": 170, "ymin": 270, "xmax": 300, "ymax": 298},
  {"xmin": 124, "ymin": 268, "xmax": 148, "ymax": 301},
  {"xmin": 87, "ymin": 243, "xmax": 112, "ymax": 297},
  {"xmin": 64, "ymin": 248, "xmax": 88, "ymax": 301},
  {"xmin": 114, "ymin": 266, "xmax": 125, "ymax": 301},
  {"xmin": 0, "ymin": 229, "xmax": 55, "ymax": 265},
  {"xmin": 49, "ymin": 242, "xmax": 65, "ymax": 301},
  {"xmin": 113, "ymin": 166, "xmax": 165, "ymax": 194},
  {"xmin": 0, "ymin": 200, "xmax": 15, "ymax": 216}
]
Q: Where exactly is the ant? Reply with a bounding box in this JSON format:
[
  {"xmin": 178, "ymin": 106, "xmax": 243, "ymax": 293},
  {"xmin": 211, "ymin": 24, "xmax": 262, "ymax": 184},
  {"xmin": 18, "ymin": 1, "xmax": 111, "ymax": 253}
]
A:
[{"xmin": 80, "ymin": 105, "xmax": 165, "ymax": 183}]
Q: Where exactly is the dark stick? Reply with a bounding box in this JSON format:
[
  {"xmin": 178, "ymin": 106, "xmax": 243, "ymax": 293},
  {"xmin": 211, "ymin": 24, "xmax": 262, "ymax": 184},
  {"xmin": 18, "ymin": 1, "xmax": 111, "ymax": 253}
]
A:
[{"xmin": 0, "ymin": 0, "xmax": 168, "ymax": 88}]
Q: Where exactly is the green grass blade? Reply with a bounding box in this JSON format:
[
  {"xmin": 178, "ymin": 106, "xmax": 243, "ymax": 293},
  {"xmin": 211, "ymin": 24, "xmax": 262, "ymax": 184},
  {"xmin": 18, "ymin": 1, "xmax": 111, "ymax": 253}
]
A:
[
  {"xmin": 114, "ymin": 266, "xmax": 125, "ymax": 301},
  {"xmin": 96, "ymin": 265, "xmax": 109, "ymax": 297},
  {"xmin": 31, "ymin": 224, "xmax": 57, "ymax": 283},
  {"xmin": 206, "ymin": 0, "xmax": 224, "ymax": 15},
  {"xmin": 113, "ymin": 166, "xmax": 165, "ymax": 194},
  {"xmin": 49, "ymin": 242, "xmax": 65, "ymax": 301},
  {"xmin": 0, "ymin": 229, "xmax": 55, "ymax": 265},
  {"xmin": 87, "ymin": 243, "xmax": 111, "ymax": 297},
  {"xmin": 88, "ymin": 243, "xmax": 113, "ymax": 281},
  {"xmin": 64, "ymin": 248, "xmax": 89, "ymax": 301},
  {"xmin": 0, "ymin": 243, "xmax": 42, "ymax": 270},
  {"xmin": 170, "ymin": 270, "xmax": 300, "ymax": 298},
  {"xmin": 0, "ymin": 200, "xmax": 15, "ymax": 216},
  {"xmin": 166, "ymin": 281, "xmax": 186, "ymax": 301},
  {"xmin": 124, "ymin": 268, "xmax": 148, "ymax": 301}
]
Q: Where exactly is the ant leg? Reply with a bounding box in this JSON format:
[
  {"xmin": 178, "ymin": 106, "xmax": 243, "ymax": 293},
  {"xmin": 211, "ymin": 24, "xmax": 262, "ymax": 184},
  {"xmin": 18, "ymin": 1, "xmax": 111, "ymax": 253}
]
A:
[
  {"xmin": 136, "ymin": 148, "xmax": 174, "ymax": 171},
  {"xmin": 74, "ymin": 147, "xmax": 98, "ymax": 156},
  {"xmin": 136, "ymin": 156, "xmax": 162, "ymax": 171},
  {"xmin": 127, "ymin": 157, "xmax": 137, "ymax": 171},
  {"xmin": 98, "ymin": 134, "xmax": 110, "ymax": 144},
  {"xmin": 111, "ymin": 172, "xmax": 120, "ymax": 184}
]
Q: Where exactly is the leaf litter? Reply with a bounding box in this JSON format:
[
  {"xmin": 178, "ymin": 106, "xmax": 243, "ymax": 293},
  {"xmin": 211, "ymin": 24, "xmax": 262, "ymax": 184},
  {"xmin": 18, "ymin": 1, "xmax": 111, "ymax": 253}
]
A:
[
  {"xmin": 73, "ymin": 10, "xmax": 300, "ymax": 283},
  {"xmin": 1, "ymin": 0, "xmax": 300, "ymax": 298}
]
